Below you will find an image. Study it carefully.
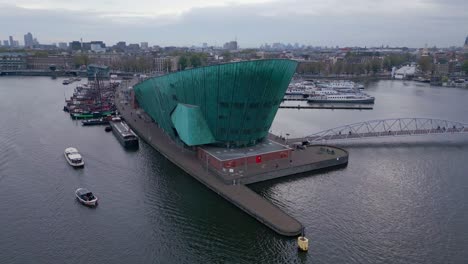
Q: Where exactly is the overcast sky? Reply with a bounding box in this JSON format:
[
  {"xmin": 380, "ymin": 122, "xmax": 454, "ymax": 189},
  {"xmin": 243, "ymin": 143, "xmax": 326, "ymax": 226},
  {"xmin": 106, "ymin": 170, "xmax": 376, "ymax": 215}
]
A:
[{"xmin": 1, "ymin": 0, "xmax": 467, "ymax": 48}]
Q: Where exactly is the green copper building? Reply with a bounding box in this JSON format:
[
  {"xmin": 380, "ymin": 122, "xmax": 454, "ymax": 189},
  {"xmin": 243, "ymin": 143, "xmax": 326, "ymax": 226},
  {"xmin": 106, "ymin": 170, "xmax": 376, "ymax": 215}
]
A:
[{"xmin": 134, "ymin": 59, "xmax": 297, "ymax": 147}]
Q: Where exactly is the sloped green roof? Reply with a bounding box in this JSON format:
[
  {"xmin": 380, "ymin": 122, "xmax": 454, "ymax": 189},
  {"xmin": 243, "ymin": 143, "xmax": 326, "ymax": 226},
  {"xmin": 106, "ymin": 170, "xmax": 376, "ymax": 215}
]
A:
[
  {"xmin": 134, "ymin": 59, "xmax": 298, "ymax": 147},
  {"xmin": 170, "ymin": 103, "xmax": 216, "ymax": 146}
]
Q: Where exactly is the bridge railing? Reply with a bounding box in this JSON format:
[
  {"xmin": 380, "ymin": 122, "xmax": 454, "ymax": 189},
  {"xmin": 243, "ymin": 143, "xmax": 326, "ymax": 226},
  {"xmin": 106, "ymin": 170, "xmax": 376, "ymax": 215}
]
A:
[{"xmin": 296, "ymin": 118, "xmax": 468, "ymax": 143}]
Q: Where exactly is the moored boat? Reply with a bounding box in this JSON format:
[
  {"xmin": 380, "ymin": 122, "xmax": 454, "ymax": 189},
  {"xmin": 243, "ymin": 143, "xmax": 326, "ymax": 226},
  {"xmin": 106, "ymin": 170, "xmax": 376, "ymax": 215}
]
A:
[
  {"xmin": 64, "ymin": 147, "xmax": 84, "ymax": 167},
  {"xmin": 109, "ymin": 120, "xmax": 139, "ymax": 149},
  {"xmin": 75, "ymin": 188, "xmax": 98, "ymax": 207},
  {"xmin": 81, "ymin": 118, "xmax": 109, "ymax": 126},
  {"xmin": 307, "ymin": 93, "xmax": 375, "ymax": 104}
]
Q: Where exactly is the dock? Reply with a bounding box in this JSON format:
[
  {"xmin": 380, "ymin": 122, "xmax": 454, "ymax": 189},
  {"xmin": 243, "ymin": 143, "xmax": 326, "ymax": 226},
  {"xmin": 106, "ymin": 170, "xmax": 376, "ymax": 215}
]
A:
[{"xmin": 116, "ymin": 85, "xmax": 349, "ymax": 236}]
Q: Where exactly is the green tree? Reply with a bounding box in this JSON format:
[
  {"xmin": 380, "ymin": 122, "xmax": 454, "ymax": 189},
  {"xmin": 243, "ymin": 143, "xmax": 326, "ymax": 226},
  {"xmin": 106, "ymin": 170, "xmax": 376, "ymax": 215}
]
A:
[
  {"xmin": 73, "ymin": 55, "xmax": 90, "ymax": 67},
  {"xmin": 178, "ymin": 56, "xmax": 188, "ymax": 70},
  {"xmin": 371, "ymin": 59, "xmax": 381, "ymax": 74},
  {"xmin": 221, "ymin": 51, "xmax": 232, "ymax": 62},
  {"xmin": 189, "ymin": 54, "xmax": 202, "ymax": 68},
  {"xmin": 365, "ymin": 62, "xmax": 371, "ymax": 75},
  {"xmin": 332, "ymin": 61, "xmax": 343, "ymax": 74},
  {"xmin": 418, "ymin": 56, "xmax": 432, "ymax": 73},
  {"xmin": 33, "ymin": 51, "xmax": 49, "ymax": 57},
  {"xmin": 462, "ymin": 60, "xmax": 468, "ymax": 75}
]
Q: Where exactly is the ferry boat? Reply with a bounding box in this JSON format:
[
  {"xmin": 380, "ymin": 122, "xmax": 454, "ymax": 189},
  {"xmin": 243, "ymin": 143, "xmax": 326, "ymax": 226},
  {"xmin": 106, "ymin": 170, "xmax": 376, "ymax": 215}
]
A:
[
  {"xmin": 81, "ymin": 118, "xmax": 109, "ymax": 126},
  {"xmin": 317, "ymin": 80, "xmax": 364, "ymax": 90},
  {"xmin": 75, "ymin": 188, "xmax": 98, "ymax": 207},
  {"xmin": 109, "ymin": 120, "xmax": 139, "ymax": 149},
  {"xmin": 307, "ymin": 93, "xmax": 375, "ymax": 104},
  {"xmin": 64, "ymin": 147, "xmax": 84, "ymax": 167},
  {"xmin": 285, "ymin": 87, "xmax": 315, "ymax": 95}
]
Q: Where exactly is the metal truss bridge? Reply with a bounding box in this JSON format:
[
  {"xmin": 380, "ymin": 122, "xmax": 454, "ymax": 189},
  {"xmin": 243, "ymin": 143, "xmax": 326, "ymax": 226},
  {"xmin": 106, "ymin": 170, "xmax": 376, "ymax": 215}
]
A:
[{"xmin": 289, "ymin": 118, "xmax": 468, "ymax": 144}]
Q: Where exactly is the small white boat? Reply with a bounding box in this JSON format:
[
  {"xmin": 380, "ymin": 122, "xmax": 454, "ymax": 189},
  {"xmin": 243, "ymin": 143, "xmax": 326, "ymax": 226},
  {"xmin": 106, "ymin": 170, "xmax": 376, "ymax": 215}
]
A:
[
  {"xmin": 75, "ymin": 188, "xmax": 98, "ymax": 206},
  {"xmin": 64, "ymin": 147, "xmax": 84, "ymax": 167}
]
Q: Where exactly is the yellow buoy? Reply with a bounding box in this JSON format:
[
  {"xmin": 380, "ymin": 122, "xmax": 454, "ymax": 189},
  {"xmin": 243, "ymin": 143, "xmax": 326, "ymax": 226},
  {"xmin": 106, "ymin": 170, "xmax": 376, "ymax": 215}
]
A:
[{"xmin": 298, "ymin": 236, "xmax": 309, "ymax": 252}]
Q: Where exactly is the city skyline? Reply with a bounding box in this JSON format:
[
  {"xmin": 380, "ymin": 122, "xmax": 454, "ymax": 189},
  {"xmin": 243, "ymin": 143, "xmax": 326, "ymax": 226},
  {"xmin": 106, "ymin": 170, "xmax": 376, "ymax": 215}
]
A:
[{"xmin": 0, "ymin": 0, "xmax": 467, "ymax": 48}]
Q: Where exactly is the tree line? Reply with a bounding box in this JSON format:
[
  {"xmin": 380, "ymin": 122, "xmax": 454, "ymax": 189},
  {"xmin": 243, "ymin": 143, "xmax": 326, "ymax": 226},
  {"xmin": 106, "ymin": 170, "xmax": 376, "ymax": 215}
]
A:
[{"xmin": 297, "ymin": 53, "xmax": 414, "ymax": 75}]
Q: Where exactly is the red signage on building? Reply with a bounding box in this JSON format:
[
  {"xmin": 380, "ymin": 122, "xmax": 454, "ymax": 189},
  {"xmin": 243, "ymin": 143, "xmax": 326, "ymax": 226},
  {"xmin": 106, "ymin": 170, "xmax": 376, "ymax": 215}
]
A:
[{"xmin": 256, "ymin": 155, "xmax": 262, "ymax": 163}]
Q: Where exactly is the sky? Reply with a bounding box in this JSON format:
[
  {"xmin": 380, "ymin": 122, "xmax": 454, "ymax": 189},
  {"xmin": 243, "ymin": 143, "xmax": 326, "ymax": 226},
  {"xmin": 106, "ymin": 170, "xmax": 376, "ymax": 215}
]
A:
[{"xmin": 0, "ymin": 0, "xmax": 467, "ymax": 48}]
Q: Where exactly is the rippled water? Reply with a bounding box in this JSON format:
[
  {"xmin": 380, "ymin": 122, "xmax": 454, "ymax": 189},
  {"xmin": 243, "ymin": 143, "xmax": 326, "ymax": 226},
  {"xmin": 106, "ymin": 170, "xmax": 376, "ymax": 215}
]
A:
[{"xmin": 0, "ymin": 77, "xmax": 467, "ymax": 263}]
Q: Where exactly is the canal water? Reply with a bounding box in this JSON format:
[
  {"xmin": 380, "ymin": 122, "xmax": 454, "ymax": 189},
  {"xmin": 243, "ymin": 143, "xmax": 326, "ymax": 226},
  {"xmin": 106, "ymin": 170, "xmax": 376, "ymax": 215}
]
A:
[{"xmin": 0, "ymin": 77, "xmax": 467, "ymax": 264}]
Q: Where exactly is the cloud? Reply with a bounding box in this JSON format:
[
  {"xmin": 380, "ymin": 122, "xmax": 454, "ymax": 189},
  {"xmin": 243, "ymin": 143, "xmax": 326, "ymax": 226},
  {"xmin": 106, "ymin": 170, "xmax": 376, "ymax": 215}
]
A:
[{"xmin": 0, "ymin": 0, "xmax": 466, "ymax": 47}]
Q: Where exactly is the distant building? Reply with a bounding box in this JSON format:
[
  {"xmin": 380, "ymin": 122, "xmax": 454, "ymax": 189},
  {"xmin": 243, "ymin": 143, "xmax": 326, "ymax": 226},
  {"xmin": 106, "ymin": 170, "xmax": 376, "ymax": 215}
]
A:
[
  {"xmin": 3, "ymin": 40, "xmax": 8, "ymax": 46},
  {"xmin": 154, "ymin": 57, "xmax": 177, "ymax": 72},
  {"xmin": 90, "ymin": 44, "xmax": 105, "ymax": 53},
  {"xmin": 464, "ymin": 35, "xmax": 468, "ymax": 52},
  {"xmin": 90, "ymin": 41, "xmax": 106, "ymax": 48},
  {"xmin": 24, "ymin": 32, "xmax": 34, "ymax": 48},
  {"xmin": 393, "ymin": 65, "xmax": 416, "ymax": 79},
  {"xmin": 58, "ymin": 42, "xmax": 68, "ymax": 49},
  {"xmin": 223, "ymin": 41, "xmax": 238, "ymax": 50},
  {"xmin": 69, "ymin": 41, "xmax": 82, "ymax": 51},
  {"xmin": 115, "ymin": 41, "xmax": 126, "ymax": 51},
  {"xmin": 81, "ymin": 42, "xmax": 92, "ymax": 51},
  {"xmin": 9, "ymin": 36, "xmax": 14, "ymax": 47},
  {"xmin": 434, "ymin": 63, "xmax": 449, "ymax": 76},
  {"xmin": 13, "ymin": 40, "xmax": 19, "ymax": 47},
  {"xmin": 140, "ymin": 42, "xmax": 149, "ymax": 49},
  {"xmin": 127, "ymin": 43, "xmax": 140, "ymax": 50},
  {"xmin": 87, "ymin": 64, "xmax": 110, "ymax": 79},
  {"xmin": 27, "ymin": 55, "xmax": 74, "ymax": 70},
  {"xmin": 33, "ymin": 44, "xmax": 57, "ymax": 50},
  {"xmin": 0, "ymin": 52, "xmax": 27, "ymax": 70}
]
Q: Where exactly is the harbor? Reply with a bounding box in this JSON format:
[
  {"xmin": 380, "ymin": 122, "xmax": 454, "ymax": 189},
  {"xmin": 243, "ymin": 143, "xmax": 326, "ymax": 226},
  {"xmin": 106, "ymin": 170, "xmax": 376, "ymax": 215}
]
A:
[
  {"xmin": 56, "ymin": 64, "xmax": 352, "ymax": 236},
  {"xmin": 1, "ymin": 76, "xmax": 468, "ymax": 263},
  {"xmin": 63, "ymin": 79, "xmax": 119, "ymax": 119}
]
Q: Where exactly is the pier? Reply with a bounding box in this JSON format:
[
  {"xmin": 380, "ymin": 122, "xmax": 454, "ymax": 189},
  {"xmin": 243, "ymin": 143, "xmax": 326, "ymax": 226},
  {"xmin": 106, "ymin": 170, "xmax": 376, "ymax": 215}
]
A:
[{"xmin": 115, "ymin": 84, "xmax": 349, "ymax": 237}]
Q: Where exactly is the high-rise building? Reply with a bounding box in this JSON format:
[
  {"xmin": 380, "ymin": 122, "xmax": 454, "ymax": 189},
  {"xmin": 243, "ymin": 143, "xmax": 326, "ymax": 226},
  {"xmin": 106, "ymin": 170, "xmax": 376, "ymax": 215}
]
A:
[
  {"xmin": 58, "ymin": 42, "xmax": 68, "ymax": 49},
  {"xmin": 141, "ymin": 42, "xmax": 149, "ymax": 49},
  {"xmin": 24, "ymin": 32, "xmax": 34, "ymax": 48},
  {"xmin": 127, "ymin": 43, "xmax": 140, "ymax": 51},
  {"xmin": 115, "ymin": 41, "xmax": 126, "ymax": 51},
  {"xmin": 90, "ymin": 41, "xmax": 106, "ymax": 48},
  {"xmin": 223, "ymin": 40, "xmax": 238, "ymax": 50},
  {"xmin": 3, "ymin": 40, "xmax": 8, "ymax": 46},
  {"xmin": 9, "ymin": 36, "xmax": 14, "ymax": 47},
  {"xmin": 464, "ymin": 35, "xmax": 468, "ymax": 51},
  {"xmin": 69, "ymin": 41, "xmax": 82, "ymax": 51}
]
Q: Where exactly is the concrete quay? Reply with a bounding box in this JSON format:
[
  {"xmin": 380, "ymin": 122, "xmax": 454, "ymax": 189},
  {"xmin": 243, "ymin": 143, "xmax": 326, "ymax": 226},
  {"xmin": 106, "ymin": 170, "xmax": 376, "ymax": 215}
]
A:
[{"xmin": 115, "ymin": 87, "xmax": 348, "ymax": 236}]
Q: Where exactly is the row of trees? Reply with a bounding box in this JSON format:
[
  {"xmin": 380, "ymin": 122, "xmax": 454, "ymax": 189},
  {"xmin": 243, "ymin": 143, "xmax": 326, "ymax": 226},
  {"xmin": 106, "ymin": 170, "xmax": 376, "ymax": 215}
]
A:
[
  {"xmin": 111, "ymin": 56, "xmax": 153, "ymax": 72},
  {"xmin": 297, "ymin": 59, "xmax": 383, "ymax": 75},
  {"xmin": 177, "ymin": 52, "xmax": 208, "ymax": 70},
  {"xmin": 297, "ymin": 53, "xmax": 414, "ymax": 76}
]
